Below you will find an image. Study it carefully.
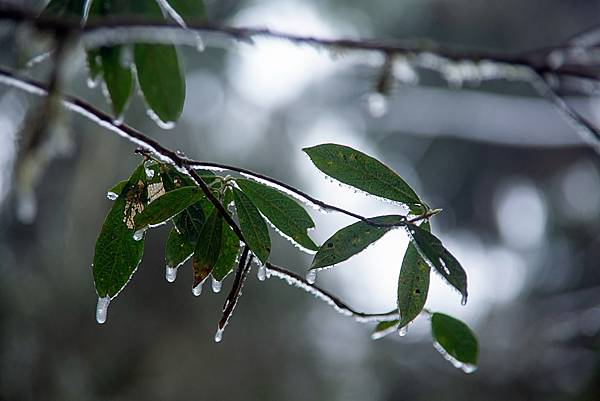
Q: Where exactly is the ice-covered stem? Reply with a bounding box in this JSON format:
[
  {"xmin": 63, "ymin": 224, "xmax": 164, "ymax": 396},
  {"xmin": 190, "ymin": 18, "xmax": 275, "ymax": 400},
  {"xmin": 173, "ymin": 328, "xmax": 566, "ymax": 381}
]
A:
[
  {"xmin": 0, "ymin": 5, "xmax": 595, "ymax": 80},
  {"xmin": 266, "ymin": 262, "xmax": 413, "ymax": 323},
  {"xmin": 218, "ymin": 246, "xmax": 253, "ymax": 335}
]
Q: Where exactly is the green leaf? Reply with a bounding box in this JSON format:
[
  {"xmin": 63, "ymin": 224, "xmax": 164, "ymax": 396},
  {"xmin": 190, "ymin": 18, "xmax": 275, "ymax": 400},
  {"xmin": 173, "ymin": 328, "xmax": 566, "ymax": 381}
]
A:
[
  {"xmin": 311, "ymin": 215, "xmax": 403, "ymax": 269},
  {"xmin": 165, "ymin": 227, "xmax": 194, "ymax": 268},
  {"xmin": 232, "ymin": 188, "xmax": 271, "ymax": 263},
  {"xmin": 303, "ymin": 144, "xmax": 422, "ymax": 213},
  {"xmin": 166, "ymin": 0, "xmax": 206, "ymax": 19},
  {"xmin": 134, "ymin": 43, "xmax": 185, "ymax": 124},
  {"xmin": 372, "ymin": 319, "xmax": 399, "ymax": 340},
  {"xmin": 212, "ymin": 222, "xmax": 240, "ymax": 282},
  {"xmin": 99, "ymin": 46, "xmax": 133, "ymax": 118},
  {"xmin": 235, "ymin": 179, "xmax": 317, "ymax": 252},
  {"xmin": 398, "ymin": 221, "xmax": 431, "ymax": 329},
  {"xmin": 172, "ymin": 202, "xmax": 206, "ymax": 245},
  {"xmin": 406, "ymin": 223, "xmax": 468, "ymax": 303},
  {"xmin": 134, "ymin": 186, "xmax": 203, "ymax": 229},
  {"xmin": 40, "ymin": 0, "xmax": 87, "ymax": 17},
  {"xmin": 192, "ymin": 207, "xmax": 223, "ymax": 286},
  {"xmin": 107, "ymin": 179, "xmax": 127, "ymax": 199},
  {"xmin": 431, "ymin": 313, "xmax": 478, "ymax": 372},
  {"xmin": 93, "ymin": 164, "xmax": 147, "ymax": 298}
]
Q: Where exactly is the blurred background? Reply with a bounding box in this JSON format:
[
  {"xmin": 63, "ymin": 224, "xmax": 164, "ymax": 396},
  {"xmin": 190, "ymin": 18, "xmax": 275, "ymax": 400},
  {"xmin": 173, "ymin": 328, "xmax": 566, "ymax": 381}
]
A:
[{"xmin": 1, "ymin": 0, "xmax": 600, "ymax": 400}]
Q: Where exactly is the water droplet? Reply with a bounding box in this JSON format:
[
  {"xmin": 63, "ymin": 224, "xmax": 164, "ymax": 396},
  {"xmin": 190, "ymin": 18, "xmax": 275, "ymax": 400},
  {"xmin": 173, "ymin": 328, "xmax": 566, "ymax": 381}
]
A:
[
  {"xmin": 398, "ymin": 325, "xmax": 408, "ymax": 337},
  {"xmin": 211, "ymin": 277, "xmax": 222, "ymax": 293},
  {"xmin": 192, "ymin": 281, "xmax": 203, "ymax": 296},
  {"xmin": 133, "ymin": 228, "xmax": 146, "ymax": 241},
  {"xmin": 165, "ymin": 266, "xmax": 177, "ymax": 283},
  {"xmin": 257, "ymin": 264, "xmax": 267, "ymax": 281},
  {"xmin": 214, "ymin": 327, "xmax": 223, "ymax": 343},
  {"xmin": 305, "ymin": 270, "xmax": 317, "ymax": 284},
  {"xmin": 367, "ymin": 92, "xmax": 388, "ymax": 118},
  {"xmin": 96, "ymin": 296, "xmax": 110, "ymax": 324},
  {"xmin": 145, "ymin": 166, "xmax": 155, "ymax": 179},
  {"xmin": 87, "ymin": 76, "xmax": 100, "ymax": 89},
  {"xmin": 106, "ymin": 191, "xmax": 118, "ymax": 201}
]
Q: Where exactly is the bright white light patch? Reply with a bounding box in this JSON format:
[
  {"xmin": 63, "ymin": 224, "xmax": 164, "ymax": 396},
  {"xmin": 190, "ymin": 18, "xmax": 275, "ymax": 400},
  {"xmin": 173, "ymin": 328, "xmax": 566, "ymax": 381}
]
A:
[
  {"xmin": 495, "ymin": 180, "xmax": 547, "ymax": 250},
  {"xmin": 227, "ymin": 1, "xmax": 338, "ymax": 108}
]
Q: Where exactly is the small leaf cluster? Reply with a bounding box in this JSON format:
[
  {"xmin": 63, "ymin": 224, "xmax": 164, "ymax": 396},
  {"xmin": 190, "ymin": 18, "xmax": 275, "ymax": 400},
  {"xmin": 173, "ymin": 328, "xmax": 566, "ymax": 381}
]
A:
[
  {"xmin": 41, "ymin": 0, "xmax": 205, "ymax": 124},
  {"xmin": 93, "ymin": 144, "xmax": 478, "ymax": 372}
]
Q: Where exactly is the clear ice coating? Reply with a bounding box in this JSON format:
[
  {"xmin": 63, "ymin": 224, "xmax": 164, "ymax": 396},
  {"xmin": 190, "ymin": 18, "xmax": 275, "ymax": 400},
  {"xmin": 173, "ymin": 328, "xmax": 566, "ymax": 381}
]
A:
[
  {"xmin": 96, "ymin": 296, "xmax": 111, "ymax": 324},
  {"xmin": 165, "ymin": 266, "xmax": 177, "ymax": 283},
  {"xmin": 433, "ymin": 341, "xmax": 477, "ymax": 374},
  {"xmin": 367, "ymin": 92, "xmax": 388, "ymax": 118},
  {"xmin": 214, "ymin": 327, "xmax": 224, "ymax": 343},
  {"xmin": 305, "ymin": 270, "xmax": 317, "ymax": 284},
  {"xmin": 133, "ymin": 228, "xmax": 146, "ymax": 241},
  {"xmin": 192, "ymin": 281, "xmax": 203, "ymax": 296},
  {"xmin": 257, "ymin": 264, "xmax": 267, "ymax": 281},
  {"xmin": 145, "ymin": 165, "xmax": 155, "ymax": 179},
  {"xmin": 106, "ymin": 191, "xmax": 118, "ymax": 200},
  {"xmin": 211, "ymin": 277, "xmax": 222, "ymax": 293}
]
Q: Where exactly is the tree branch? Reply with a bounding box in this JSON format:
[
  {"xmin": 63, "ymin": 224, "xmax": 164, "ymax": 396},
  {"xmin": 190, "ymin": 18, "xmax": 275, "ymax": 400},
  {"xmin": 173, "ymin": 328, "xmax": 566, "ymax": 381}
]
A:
[{"xmin": 0, "ymin": 65, "xmax": 426, "ymax": 327}]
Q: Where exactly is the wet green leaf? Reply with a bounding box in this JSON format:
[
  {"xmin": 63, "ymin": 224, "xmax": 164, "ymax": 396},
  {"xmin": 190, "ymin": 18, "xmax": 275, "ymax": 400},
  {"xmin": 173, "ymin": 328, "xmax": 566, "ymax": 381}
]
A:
[
  {"xmin": 192, "ymin": 207, "xmax": 223, "ymax": 286},
  {"xmin": 134, "ymin": 186, "xmax": 203, "ymax": 229},
  {"xmin": 167, "ymin": 0, "xmax": 206, "ymax": 19},
  {"xmin": 99, "ymin": 46, "xmax": 133, "ymax": 118},
  {"xmin": 232, "ymin": 188, "xmax": 270, "ymax": 263},
  {"xmin": 406, "ymin": 223, "xmax": 468, "ymax": 303},
  {"xmin": 236, "ymin": 179, "xmax": 317, "ymax": 252},
  {"xmin": 431, "ymin": 313, "xmax": 478, "ymax": 369},
  {"xmin": 303, "ymin": 144, "xmax": 422, "ymax": 213},
  {"xmin": 212, "ymin": 222, "xmax": 240, "ymax": 282},
  {"xmin": 93, "ymin": 164, "xmax": 147, "ymax": 298},
  {"xmin": 134, "ymin": 43, "xmax": 185, "ymax": 124},
  {"xmin": 311, "ymin": 215, "xmax": 403, "ymax": 269},
  {"xmin": 372, "ymin": 320, "xmax": 399, "ymax": 339},
  {"xmin": 165, "ymin": 227, "xmax": 194, "ymax": 268},
  {"xmin": 398, "ymin": 221, "xmax": 431, "ymax": 328}
]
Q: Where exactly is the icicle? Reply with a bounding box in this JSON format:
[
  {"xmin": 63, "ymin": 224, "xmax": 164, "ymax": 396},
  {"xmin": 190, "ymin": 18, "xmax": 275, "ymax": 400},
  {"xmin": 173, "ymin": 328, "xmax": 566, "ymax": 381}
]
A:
[
  {"xmin": 433, "ymin": 342, "xmax": 477, "ymax": 374},
  {"xmin": 16, "ymin": 191, "xmax": 37, "ymax": 224},
  {"xmin": 257, "ymin": 264, "xmax": 267, "ymax": 281},
  {"xmin": 461, "ymin": 294, "xmax": 468, "ymax": 306},
  {"xmin": 133, "ymin": 227, "xmax": 146, "ymax": 241},
  {"xmin": 106, "ymin": 191, "xmax": 118, "ymax": 200},
  {"xmin": 192, "ymin": 281, "xmax": 203, "ymax": 296},
  {"xmin": 211, "ymin": 277, "xmax": 222, "ymax": 293},
  {"xmin": 96, "ymin": 296, "xmax": 110, "ymax": 324},
  {"xmin": 305, "ymin": 270, "xmax": 317, "ymax": 284},
  {"xmin": 214, "ymin": 327, "xmax": 224, "ymax": 343},
  {"xmin": 165, "ymin": 265, "xmax": 177, "ymax": 283},
  {"xmin": 398, "ymin": 325, "xmax": 409, "ymax": 337}
]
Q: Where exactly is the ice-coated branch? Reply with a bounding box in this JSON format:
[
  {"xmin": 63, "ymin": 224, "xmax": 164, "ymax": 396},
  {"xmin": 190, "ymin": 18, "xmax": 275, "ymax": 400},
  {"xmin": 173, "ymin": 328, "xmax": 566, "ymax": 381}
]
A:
[{"xmin": 1, "ymin": 4, "xmax": 600, "ymax": 150}]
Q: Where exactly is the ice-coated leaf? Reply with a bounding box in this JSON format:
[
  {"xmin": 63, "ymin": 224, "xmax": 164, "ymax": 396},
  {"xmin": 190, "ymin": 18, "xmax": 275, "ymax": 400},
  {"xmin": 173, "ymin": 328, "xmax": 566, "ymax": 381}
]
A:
[
  {"xmin": 108, "ymin": 180, "xmax": 127, "ymax": 197},
  {"xmin": 398, "ymin": 221, "xmax": 431, "ymax": 328},
  {"xmin": 134, "ymin": 186, "xmax": 203, "ymax": 229},
  {"xmin": 212, "ymin": 222, "xmax": 240, "ymax": 281},
  {"xmin": 165, "ymin": 227, "xmax": 194, "ymax": 268},
  {"xmin": 134, "ymin": 43, "xmax": 185, "ymax": 124},
  {"xmin": 431, "ymin": 313, "xmax": 478, "ymax": 369},
  {"xmin": 99, "ymin": 46, "xmax": 133, "ymax": 118},
  {"xmin": 311, "ymin": 215, "xmax": 403, "ymax": 269},
  {"xmin": 93, "ymin": 164, "xmax": 147, "ymax": 298},
  {"xmin": 166, "ymin": 0, "xmax": 206, "ymax": 19},
  {"xmin": 232, "ymin": 188, "xmax": 271, "ymax": 263},
  {"xmin": 303, "ymin": 144, "xmax": 423, "ymax": 213},
  {"xmin": 405, "ymin": 223, "xmax": 468, "ymax": 303},
  {"xmin": 192, "ymin": 207, "xmax": 223, "ymax": 286},
  {"xmin": 235, "ymin": 178, "xmax": 317, "ymax": 252}
]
